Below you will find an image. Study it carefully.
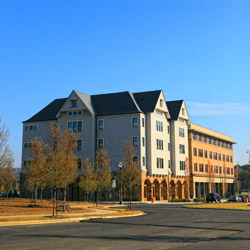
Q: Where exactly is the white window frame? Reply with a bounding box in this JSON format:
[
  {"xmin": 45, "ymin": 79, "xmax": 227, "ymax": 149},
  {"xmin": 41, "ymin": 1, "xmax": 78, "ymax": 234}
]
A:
[
  {"xmin": 179, "ymin": 144, "xmax": 185, "ymax": 154},
  {"xmin": 180, "ymin": 161, "xmax": 185, "ymax": 170},
  {"xmin": 142, "ymin": 118, "xmax": 145, "ymax": 127},
  {"xmin": 98, "ymin": 119, "xmax": 104, "ymax": 129},
  {"xmin": 131, "ymin": 117, "xmax": 138, "ymax": 127},
  {"xmin": 67, "ymin": 120, "xmax": 83, "ymax": 132},
  {"xmin": 132, "ymin": 136, "xmax": 138, "ymax": 147},
  {"xmin": 157, "ymin": 158, "xmax": 164, "ymax": 169},
  {"xmin": 156, "ymin": 139, "xmax": 163, "ymax": 150},
  {"xmin": 142, "ymin": 156, "xmax": 145, "ymax": 166},
  {"xmin": 179, "ymin": 127, "xmax": 185, "ymax": 137},
  {"xmin": 142, "ymin": 137, "xmax": 145, "ymax": 146}
]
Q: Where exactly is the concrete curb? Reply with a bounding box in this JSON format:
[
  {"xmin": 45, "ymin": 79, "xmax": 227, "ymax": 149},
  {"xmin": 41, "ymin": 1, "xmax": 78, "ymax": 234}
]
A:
[{"xmin": 0, "ymin": 212, "xmax": 145, "ymax": 227}]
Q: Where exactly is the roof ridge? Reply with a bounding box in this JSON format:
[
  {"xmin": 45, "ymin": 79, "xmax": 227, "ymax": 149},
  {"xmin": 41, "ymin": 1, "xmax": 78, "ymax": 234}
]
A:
[{"xmin": 128, "ymin": 92, "xmax": 143, "ymax": 113}]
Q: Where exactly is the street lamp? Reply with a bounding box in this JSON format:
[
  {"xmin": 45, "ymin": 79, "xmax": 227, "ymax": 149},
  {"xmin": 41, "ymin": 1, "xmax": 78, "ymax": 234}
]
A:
[{"xmin": 119, "ymin": 162, "xmax": 123, "ymax": 204}]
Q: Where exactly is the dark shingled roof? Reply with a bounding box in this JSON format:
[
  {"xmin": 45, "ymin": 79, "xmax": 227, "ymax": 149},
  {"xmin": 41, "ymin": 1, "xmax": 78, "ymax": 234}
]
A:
[
  {"xmin": 91, "ymin": 91, "xmax": 141, "ymax": 116},
  {"xmin": 23, "ymin": 98, "xmax": 67, "ymax": 123},
  {"xmin": 23, "ymin": 90, "xmax": 164, "ymax": 122},
  {"xmin": 133, "ymin": 90, "xmax": 161, "ymax": 113},
  {"xmin": 166, "ymin": 100, "xmax": 183, "ymax": 120}
]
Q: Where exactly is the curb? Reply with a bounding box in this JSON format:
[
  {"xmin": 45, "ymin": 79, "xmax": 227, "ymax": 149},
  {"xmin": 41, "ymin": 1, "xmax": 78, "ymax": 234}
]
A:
[{"xmin": 0, "ymin": 212, "xmax": 145, "ymax": 227}]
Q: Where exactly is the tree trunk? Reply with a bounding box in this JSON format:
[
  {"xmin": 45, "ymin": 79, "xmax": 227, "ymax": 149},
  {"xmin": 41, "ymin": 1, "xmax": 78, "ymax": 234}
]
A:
[
  {"xmin": 34, "ymin": 185, "xmax": 37, "ymax": 205},
  {"xmin": 53, "ymin": 188, "xmax": 57, "ymax": 217},
  {"xmin": 63, "ymin": 186, "xmax": 67, "ymax": 211},
  {"xmin": 129, "ymin": 185, "xmax": 132, "ymax": 210},
  {"xmin": 40, "ymin": 188, "xmax": 43, "ymax": 203}
]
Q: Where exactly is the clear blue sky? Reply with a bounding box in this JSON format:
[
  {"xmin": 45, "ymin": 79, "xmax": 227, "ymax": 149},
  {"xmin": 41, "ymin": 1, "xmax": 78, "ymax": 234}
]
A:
[{"xmin": 0, "ymin": 1, "xmax": 249, "ymax": 167}]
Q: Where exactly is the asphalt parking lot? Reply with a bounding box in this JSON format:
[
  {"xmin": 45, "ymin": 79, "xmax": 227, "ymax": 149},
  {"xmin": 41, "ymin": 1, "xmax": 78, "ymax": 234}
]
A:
[{"xmin": 0, "ymin": 203, "xmax": 250, "ymax": 249}]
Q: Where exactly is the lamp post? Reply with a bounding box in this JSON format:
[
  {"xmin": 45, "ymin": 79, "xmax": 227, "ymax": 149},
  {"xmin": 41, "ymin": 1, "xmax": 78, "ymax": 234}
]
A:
[
  {"xmin": 112, "ymin": 179, "xmax": 116, "ymax": 204},
  {"xmin": 119, "ymin": 162, "xmax": 123, "ymax": 204}
]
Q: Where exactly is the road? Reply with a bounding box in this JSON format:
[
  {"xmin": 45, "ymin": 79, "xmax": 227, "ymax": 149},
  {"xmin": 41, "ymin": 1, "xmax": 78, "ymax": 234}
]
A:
[{"xmin": 0, "ymin": 203, "xmax": 250, "ymax": 249}]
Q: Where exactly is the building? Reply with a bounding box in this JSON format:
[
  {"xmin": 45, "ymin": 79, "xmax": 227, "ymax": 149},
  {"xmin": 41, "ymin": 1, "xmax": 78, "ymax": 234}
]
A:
[
  {"xmin": 188, "ymin": 123, "xmax": 236, "ymax": 198},
  {"xmin": 21, "ymin": 90, "xmax": 236, "ymax": 200}
]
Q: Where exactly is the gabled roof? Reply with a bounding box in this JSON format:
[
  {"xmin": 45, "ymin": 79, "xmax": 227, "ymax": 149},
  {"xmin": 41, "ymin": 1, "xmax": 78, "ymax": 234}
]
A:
[
  {"xmin": 23, "ymin": 98, "xmax": 67, "ymax": 123},
  {"xmin": 133, "ymin": 90, "xmax": 162, "ymax": 113},
  {"xmin": 74, "ymin": 90, "xmax": 95, "ymax": 115},
  {"xmin": 91, "ymin": 91, "xmax": 141, "ymax": 116},
  {"xmin": 166, "ymin": 100, "xmax": 184, "ymax": 120}
]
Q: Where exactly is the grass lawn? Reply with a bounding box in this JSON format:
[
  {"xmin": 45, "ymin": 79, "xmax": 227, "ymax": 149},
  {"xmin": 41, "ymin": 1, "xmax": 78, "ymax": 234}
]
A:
[
  {"xmin": 185, "ymin": 202, "xmax": 250, "ymax": 210},
  {"xmin": 0, "ymin": 198, "xmax": 142, "ymax": 222},
  {"xmin": 0, "ymin": 198, "xmax": 93, "ymax": 216}
]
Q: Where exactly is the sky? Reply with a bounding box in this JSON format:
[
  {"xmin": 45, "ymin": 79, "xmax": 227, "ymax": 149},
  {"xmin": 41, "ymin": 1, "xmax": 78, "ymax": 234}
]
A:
[{"xmin": 0, "ymin": 1, "xmax": 249, "ymax": 168}]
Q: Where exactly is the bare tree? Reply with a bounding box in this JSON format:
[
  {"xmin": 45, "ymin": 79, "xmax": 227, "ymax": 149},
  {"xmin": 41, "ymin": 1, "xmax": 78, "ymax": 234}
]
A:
[
  {"xmin": 0, "ymin": 118, "xmax": 15, "ymax": 198},
  {"xmin": 122, "ymin": 141, "xmax": 141, "ymax": 210}
]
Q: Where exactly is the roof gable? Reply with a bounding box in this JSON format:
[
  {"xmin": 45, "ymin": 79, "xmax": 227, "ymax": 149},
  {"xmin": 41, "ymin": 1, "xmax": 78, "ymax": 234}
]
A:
[
  {"xmin": 133, "ymin": 90, "xmax": 161, "ymax": 113},
  {"xmin": 166, "ymin": 100, "xmax": 184, "ymax": 120},
  {"xmin": 57, "ymin": 90, "xmax": 95, "ymax": 116}
]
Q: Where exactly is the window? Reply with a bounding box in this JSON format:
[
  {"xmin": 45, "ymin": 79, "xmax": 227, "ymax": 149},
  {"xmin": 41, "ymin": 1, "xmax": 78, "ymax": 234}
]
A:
[
  {"xmin": 204, "ymin": 150, "xmax": 208, "ymax": 158},
  {"xmin": 213, "ymin": 152, "xmax": 217, "ymax": 160},
  {"xmin": 77, "ymin": 140, "xmax": 82, "ymax": 150},
  {"xmin": 179, "ymin": 144, "xmax": 185, "ymax": 154},
  {"xmin": 231, "ymin": 168, "xmax": 233, "ymax": 175},
  {"xmin": 223, "ymin": 154, "xmax": 225, "ymax": 161},
  {"xmin": 180, "ymin": 161, "xmax": 185, "ymax": 170},
  {"xmin": 24, "ymin": 125, "xmax": 38, "ymax": 131},
  {"xmin": 230, "ymin": 156, "xmax": 233, "ymax": 162},
  {"xmin": 155, "ymin": 110, "xmax": 163, "ymax": 115},
  {"xmin": 194, "ymin": 163, "xmax": 198, "ymax": 171},
  {"xmin": 160, "ymin": 99, "xmax": 164, "ymax": 107},
  {"xmin": 198, "ymin": 149, "xmax": 203, "ymax": 157},
  {"xmin": 68, "ymin": 111, "xmax": 82, "ymax": 116},
  {"xmin": 179, "ymin": 127, "xmax": 184, "ymax": 137},
  {"xmin": 214, "ymin": 165, "xmax": 218, "ymax": 173},
  {"xmin": 227, "ymin": 167, "xmax": 230, "ymax": 174},
  {"xmin": 142, "ymin": 156, "xmax": 145, "ymax": 166},
  {"xmin": 226, "ymin": 155, "xmax": 229, "ymax": 162},
  {"xmin": 132, "ymin": 136, "xmax": 138, "ymax": 146},
  {"xmin": 199, "ymin": 164, "xmax": 204, "ymax": 172},
  {"xmin": 209, "ymin": 151, "xmax": 212, "ymax": 159},
  {"xmin": 178, "ymin": 118, "xmax": 184, "ymax": 123},
  {"xmin": 98, "ymin": 138, "xmax": 104, "ymax": 149},
  {"xmin": 219, "ymin": 153, "xmax": 221, "ymax": 161},
  {"xmin": 133, "ymin": 156, "xmax": 138, "ymax": 163},
  {"xmin": 182, "ymin": 108, "xmax": 185, "ymax": 115},
  {"xmin": 68, "ymin": 121, "xmax": 82, "ymax": 132},
  {"xmin": 142, "ymin": 137, "xmax": 145, "ymax": 146},
  {"xmin": 24, "ymin": 142, "xmax": 32, "ymax": 148},
  {"xmin": 219, "ymin": 166, "xmax": 222, "ymax": 174},
  {"xmin": 168, "ymin": 143, "xmax": 171, "ymax": 151},
  {"xmin": 168, "ymin": 160, "xmax": 171, "ymax": 169},
  {"xmin": 156, "ymin": 139, "xmax": 163, "ymax": 150},
  {"xmin": 77, "ymin": 158, "xmax": 82, "ymax": 169},
  {"xmin": 223, "ymin": 167, "xmax": 225, "ymax": 174},
  {"xmin": 132, "ymin": 117, "xmax": 138, "ymax": 127},
  {"xmin": 71, "ymin": 100, "xmax": 77, "ymax": 108},
  {"xmin": 142, "ymin": 118, "xmax": 145, "ymax": 127},
  {"xmin": 205, "ymin": 164, "xmax": 208, "ymax": 172},
  {"xmin": 156, "ymin": 120, "xmax": 163, "ymax": 132},
  {"xmin": 193, "ymin": 148, "xmax": 197, "ymax": 156},
  {"xmin": 157, "ymin": 158, "xmax": 164, "ymax": 169},
  {"xmin": 167, "ymin": 125, "xmax": 170, "ymax": 134},
  {"xmin": 98, "ymin": 119, "xmax": 104, "ymax": 129}
]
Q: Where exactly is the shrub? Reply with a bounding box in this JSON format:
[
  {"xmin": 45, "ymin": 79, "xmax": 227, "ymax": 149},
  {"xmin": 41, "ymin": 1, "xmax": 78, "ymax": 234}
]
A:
[
  {"xmin": 168, "ymin": 198, "xmax": 191, "ymax": 202},
  {"xmin": 193, "ymin": 198, "xmax": 206, "ymax": 202}
]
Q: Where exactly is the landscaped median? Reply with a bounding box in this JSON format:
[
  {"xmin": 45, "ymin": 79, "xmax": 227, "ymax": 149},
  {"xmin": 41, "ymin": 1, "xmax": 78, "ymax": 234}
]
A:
[
  {"xmin": 0, "ymin": 198, "xmax": 144, "ymax": 226},
  {"xmin": 184, "ymin": 202, "xmax": 250, "ymax": 210}
]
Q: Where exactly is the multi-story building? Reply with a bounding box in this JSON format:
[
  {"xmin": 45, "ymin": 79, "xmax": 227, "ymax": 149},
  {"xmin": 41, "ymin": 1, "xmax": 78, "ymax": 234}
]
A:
[
  {"xmin": 188, "ymin": 123, "xmax": 236, "ymax": 198},
  {"xmin": 21, "ymin": 89, "xmax": 236, "ymax": 201}
]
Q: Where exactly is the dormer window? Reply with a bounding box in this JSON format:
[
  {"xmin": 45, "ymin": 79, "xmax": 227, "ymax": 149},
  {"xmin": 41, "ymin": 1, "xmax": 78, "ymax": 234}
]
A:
[{"xmin": 71, "ymin": 100, "xmax": 77, "ymax": 108}]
